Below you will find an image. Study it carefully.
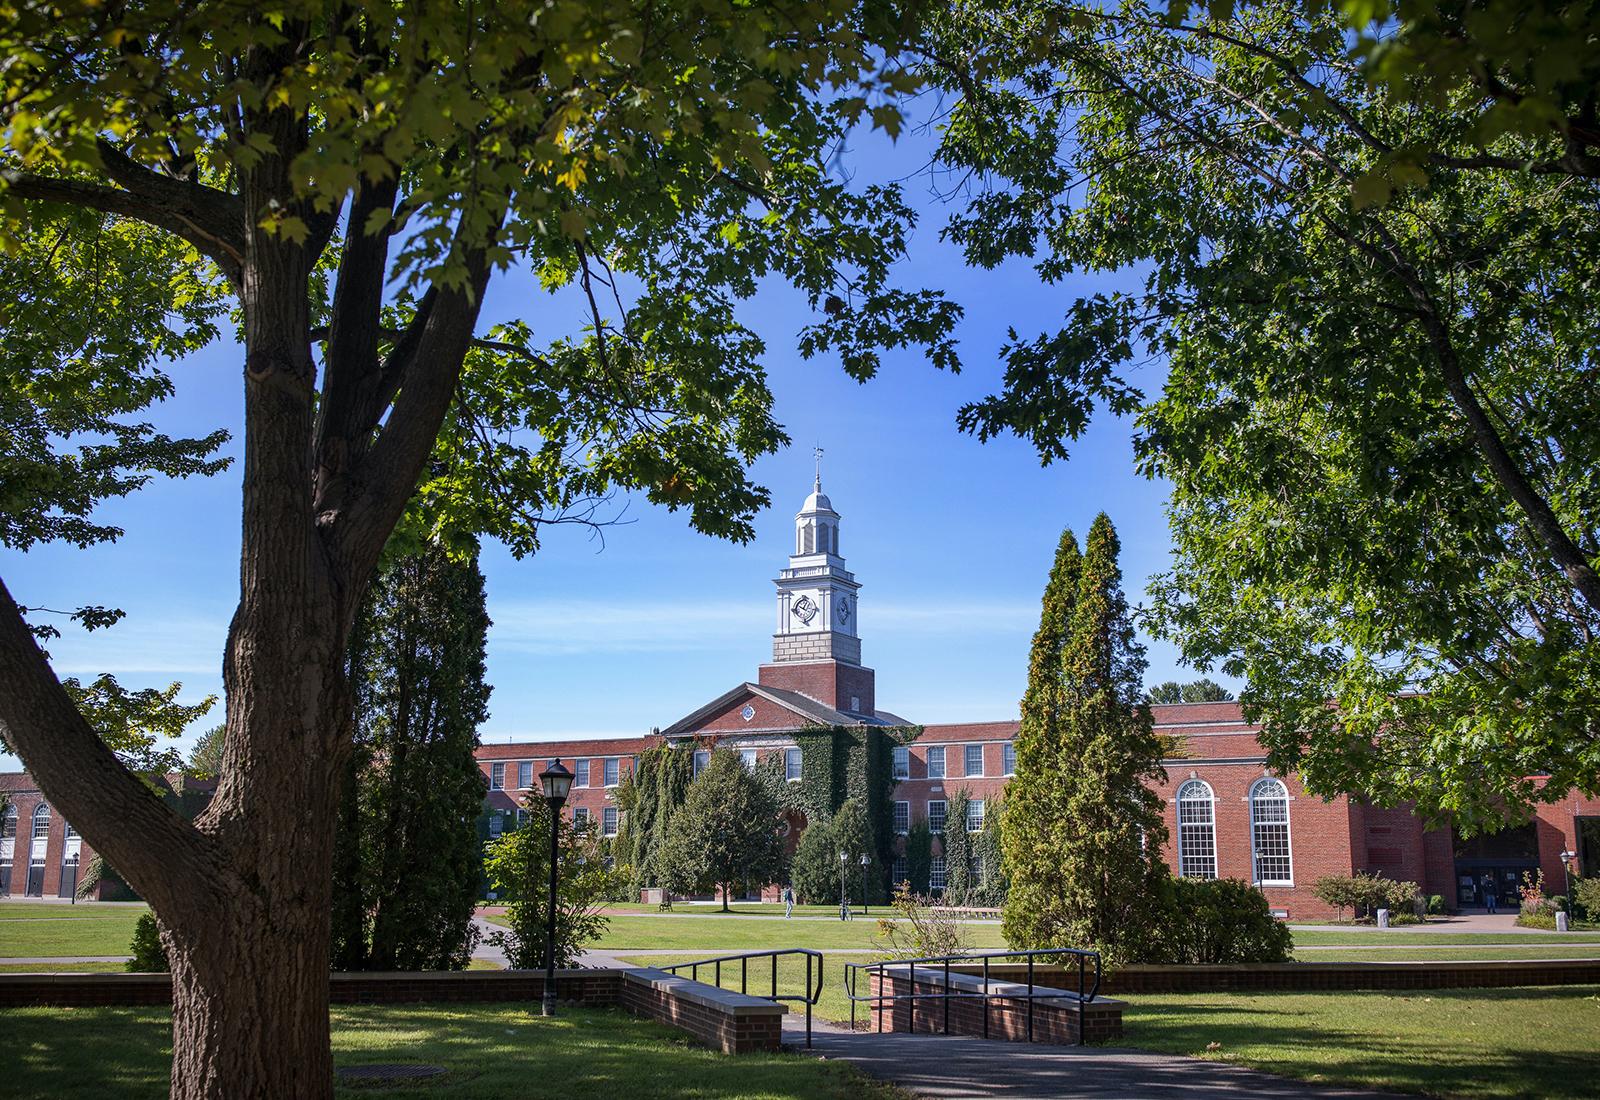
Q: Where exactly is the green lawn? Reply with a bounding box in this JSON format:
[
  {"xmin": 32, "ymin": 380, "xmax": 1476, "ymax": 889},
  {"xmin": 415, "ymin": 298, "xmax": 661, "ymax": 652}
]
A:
[
  {"xmin": 1121, "ymin": 986, "xmax": 1600, "ymax": 1099},
  {"xmin": 579, "ymin": 913, "xmax": 1008, "ymax": 953},
  {"xmin": 0, "ymin": 904, "xmax": 146, "ymax": 957},
  {"xmin": 0, "ymin": 961, "xmax": 128, "ymax": 973},
  {"xmin": 0, "ymin": 1003, "xmax": 909, "ymax": 1100}
]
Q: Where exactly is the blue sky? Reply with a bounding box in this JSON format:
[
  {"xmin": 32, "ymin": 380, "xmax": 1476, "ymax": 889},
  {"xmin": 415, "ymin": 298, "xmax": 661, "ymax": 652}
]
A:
[{"xmin": 2, "ymin": 106, "xmax": 1206, "ymax": 770}]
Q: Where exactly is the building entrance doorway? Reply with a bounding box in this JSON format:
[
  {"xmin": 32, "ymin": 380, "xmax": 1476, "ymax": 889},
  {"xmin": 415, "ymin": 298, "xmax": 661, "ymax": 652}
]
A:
[{"xmin": 1453, "ymin": 821, "xmax": 1538, "ymax": 909}]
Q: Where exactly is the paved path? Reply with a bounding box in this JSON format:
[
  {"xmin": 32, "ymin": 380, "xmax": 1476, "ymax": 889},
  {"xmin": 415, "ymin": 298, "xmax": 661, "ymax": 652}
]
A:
[
  {"xmin": 784, "ymin": 1017, "xmax": 1408, "ymax": 1099},
  {"xmin": 1290, "ymin": 914, "xmax": 1592, "ymax": 935}
]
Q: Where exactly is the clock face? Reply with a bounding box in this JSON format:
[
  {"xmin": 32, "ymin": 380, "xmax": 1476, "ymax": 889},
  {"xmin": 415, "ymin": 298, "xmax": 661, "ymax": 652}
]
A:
[
  {"xmin": 837, "ymin": 597, "xmax": 851, "ymax": 623},
  {"xmin": 792, "ymin": 594, "xmax": 819, "ymax": 625}
]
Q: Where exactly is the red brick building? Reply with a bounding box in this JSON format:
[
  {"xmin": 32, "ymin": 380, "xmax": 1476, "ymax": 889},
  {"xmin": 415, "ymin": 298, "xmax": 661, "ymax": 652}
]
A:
[
  {"xmin": 468, "ymin": 477, "xmax": 1600, "ymax": 919},
  {"xmin": 5, "ymin": 478, "xmax": 1598, "ymax": 919}
]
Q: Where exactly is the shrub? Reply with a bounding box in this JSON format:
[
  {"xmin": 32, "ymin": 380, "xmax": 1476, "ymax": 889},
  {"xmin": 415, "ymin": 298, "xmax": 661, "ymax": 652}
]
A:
[
  {"xmin": 126, "ymin": 913, "xmax": 169, "ymax": 972},
  {"xmin": 1516, "ymin": 909, "xmax": 1558, "ymax": 930},
  {"xmin": 1427, "ymin": 894, "xmax": 1445, "ymax": 915},
  {"xmin": 1550, "ymin": 894, "xmax": 1569, "ymax": 914},
  {"xmin": 875, "ymin": 883, "xmax": 971, "ymax": 959},
  {"xmin": 1573, "ymin": 877, "xmax": 1600, "ymax": 922},
  {"xmin": 482, "ymin": 800, "xmax": 617, "ymax": 969},
  {"xmin": 1156, "ymin": 877, "xmax": 1293, "ymax": 964},
  {"xmin": 1313, "ymin": 872, "xmax": 1420, "ymax": 921},
  {"xmin": 1518, "ymin": 869, "xmax": 1548, "ymax": 913}
]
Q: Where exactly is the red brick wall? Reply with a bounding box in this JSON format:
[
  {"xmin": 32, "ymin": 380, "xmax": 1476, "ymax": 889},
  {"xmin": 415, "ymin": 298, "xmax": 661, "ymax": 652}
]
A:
[
  {"xmin": 968, "ymin": 959, "xmax": 1600, "ymax": 994},
  {"xmin": 0, "ymin": 781, "xmax": 96, "ymax": 900},
  {"xmin": 756, "ymin": 659, "xmax": 876, "ymax": 714},
  {"xmin": 867, "ymin": 969, "xmax": 1123, "ymax": 1044}
]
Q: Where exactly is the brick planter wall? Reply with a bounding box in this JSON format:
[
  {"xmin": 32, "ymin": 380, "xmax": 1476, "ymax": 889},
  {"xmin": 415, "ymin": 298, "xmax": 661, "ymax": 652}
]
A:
[
  {"xmin": 0, "ymin": 967, "xmax": 783, "ymax": 1054},
  {"xmin": 957, "ymin": 958, "xmax": 1600, "ymax": 995},
  {"xmin": 866, "ymin": 966, "xmax": 1124, "ymax": 1044}
]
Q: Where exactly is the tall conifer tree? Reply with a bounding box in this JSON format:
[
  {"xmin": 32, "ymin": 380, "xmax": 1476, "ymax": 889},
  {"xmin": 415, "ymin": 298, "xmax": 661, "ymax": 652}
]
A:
[
  {"xmin": 1002, "ymin": 516, "xmax": 1170, "ymax": 963},
  {"xmin": 331, "ymin": 545, "xmax": 490, "ymax": 970}
]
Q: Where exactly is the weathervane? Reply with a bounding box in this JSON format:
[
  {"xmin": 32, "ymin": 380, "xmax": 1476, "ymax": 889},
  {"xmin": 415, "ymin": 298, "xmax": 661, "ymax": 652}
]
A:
[{"xmin": 813, "ymin": 444, "xmax": 824, "ymax": 489}]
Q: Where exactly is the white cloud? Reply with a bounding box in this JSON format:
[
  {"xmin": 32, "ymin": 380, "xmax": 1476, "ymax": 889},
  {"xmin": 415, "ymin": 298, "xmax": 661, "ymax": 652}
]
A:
[{"xmin": 42, "ymin": 616, "xmax": 229, "ymax": 678}]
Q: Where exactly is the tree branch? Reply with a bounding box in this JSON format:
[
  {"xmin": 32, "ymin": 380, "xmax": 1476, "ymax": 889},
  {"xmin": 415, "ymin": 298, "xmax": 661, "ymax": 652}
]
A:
[{"xmin": 0, "ymin": 576, "xmax": 222, "ymax": 915}]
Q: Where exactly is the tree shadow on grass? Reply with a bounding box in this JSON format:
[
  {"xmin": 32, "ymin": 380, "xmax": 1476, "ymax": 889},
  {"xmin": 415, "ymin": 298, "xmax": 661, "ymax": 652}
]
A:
[{"xmin": 1, "ymin": 1003, "xmax": 894, "ymax": 1100}]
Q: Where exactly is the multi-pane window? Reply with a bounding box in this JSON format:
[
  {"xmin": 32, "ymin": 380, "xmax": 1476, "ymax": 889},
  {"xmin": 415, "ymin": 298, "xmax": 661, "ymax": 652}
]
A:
[
  {"xmin": 926, "ymin": 746, "xmax": 946, "ymax": 779},
  {"xmin": 490, "ymin": 763, "xmax": 505, "ymax": 791},
  {"xmin": 1, "ymin": 805, "xmax": 16, "ymax": 838},
  {"xmin": 927, "ymin": 800, "xmax": 947, "ymax": 835},
  {"xmin": 1177, "ymin": 780, "xmax": 1218, "ymax": 879},
  {"xmin": 892, "ymin": 746, "xmax": 909, "ymax": 780},
  {"xmin": 893, "ymin": 801, "xmax": 910, "ymax": 835},
  {"xmin": 604, "ymin": 758, "xmax": 620, "ymax": 787},
  {"xmin": 966, "ymin": 799, "xmax": 986, "ymax": 833},
  {"xmin": 576, "ymin": 759, "xmax": 591, "ymax": 787},
  {"xmin": 693, "ymin": 750, "xmax": 710, "ymax": 777},
  {"xmin": 740, "ymin": 749, "xmax": 758, "ymax": 772},
  {"xmin": 930, "ymin": 856, "xmax": 947, "ymax": 894},
  {"xmin": 964, "ymin": 744, "xmax": 984, "ymax": 777},
  {"xmin": 515, "ymin": 808, "xmax": 528, "ymax": 828},
  {"xmin": 892, "ymin": 856, "xmax": 907, "ymax": 884},
  {"xmin": 488, "ymin": 812, "xmax": 504, "ymax": 837},
  {"xmin": 1002, "ymin": 742, "xmax": 1017, "ymax": 776},
  {"xmin": 1250, "ymin": 778, "xmax": 1294, "ymax": 885},
  {"xmin": 518, "ymin": 761, "xmax": 533, "ymax": 790},
  {"xmin": 602, "ymin": 807, "xmax": 619, "ymax": 837},
  {"xmin": 573, "ymin": 807, "xmax": 591, "ymax": 829},
  {"xmin": 785, "ymin": 747, "xmax": 802, "ymax": 781}
]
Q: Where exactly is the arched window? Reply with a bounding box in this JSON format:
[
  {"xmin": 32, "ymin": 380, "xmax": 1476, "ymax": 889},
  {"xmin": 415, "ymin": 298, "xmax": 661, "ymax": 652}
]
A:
[
  {"xmin": 1176, "ymin": 781, "xmax": 1217, "ymax": 879},
  {"xmin": 1250, "ymin": 778, "xmax": 1293, "ymax": 885},
  {"xmin": 1, "ymin": 804, "xmax": 16, "ymax": 839},
  {"xmin": 31, "ymin": 802, "xmax": 50, "ymax": 840}
]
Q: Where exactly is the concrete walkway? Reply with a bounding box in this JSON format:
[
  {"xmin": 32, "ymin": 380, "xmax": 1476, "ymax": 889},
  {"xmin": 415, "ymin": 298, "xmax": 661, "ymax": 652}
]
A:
[
  {"xmin": 1289, "ymin": 913, "xmax": 1591, "ymax": 935},
  {"xmin": 784, "ymin": 1017, "xmax": 1409, "ymax": 1099}
]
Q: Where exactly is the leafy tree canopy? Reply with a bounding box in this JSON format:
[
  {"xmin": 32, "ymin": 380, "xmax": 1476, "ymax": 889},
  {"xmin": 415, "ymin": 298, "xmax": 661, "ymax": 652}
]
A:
[
  {"xmin": 659, "ymin": 747, "xmax": 787, "ymax": 910},
  {"xmin": 1148, "ymin": 678, "xmax": 1235, "ymax": 704},
  {"xmin": 927, "ymin": 0, "xmax": 1600, "ymax": 827}
]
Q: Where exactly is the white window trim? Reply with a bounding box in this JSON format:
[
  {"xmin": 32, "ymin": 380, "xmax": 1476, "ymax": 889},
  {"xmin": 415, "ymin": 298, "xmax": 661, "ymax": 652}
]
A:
[
  {"xmin": 893, "ymin": 800, "xmax": 910, "ymax": 836},
  {"xmin": 489, "ymin": 763, "xmax": 505, "ymax": 791},
  {"xmin": 1176, "ymin": 779, "xmax": 1218, "ymax": 880},
  {"xmin": 927, "ymin": 799, "xmax": 947, "ymax": 835},
  {"xmin": 604, "ymin": 758, "xmax": 621, "ymax": 787},
  {"xmin": 1248, "ymin": 776, "xmax": 1295, "ymax": 887},
  {"xmin": 891, "ymin": 745, "xmax": 909, "ymax": 781},
  {"xmin": 926, "ymin": 746, "xmax": 946, "ymax": 780},
  {"xmin": 966, "ymin": 799, "xmax": 986, "ymax": 834},
  {"xmin": 964, "ymin": 744, "xmax": 984, "ymax": 778},
  {"xmin": 784, "ymin": 747, "xmax": 802, "ymax": 783},
  {"xmin": 517, "ymin": 760, "xmax": 533, "ymax": 790},
  {"xmin": 1002, "ymin": 741, "xmax": 1016, "ymax": 776}
]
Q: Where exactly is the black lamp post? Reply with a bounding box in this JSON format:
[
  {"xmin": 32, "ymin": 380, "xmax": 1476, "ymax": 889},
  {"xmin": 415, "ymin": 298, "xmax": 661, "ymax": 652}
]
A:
[
  {"xmin": 859, "ymin": 853, "xmax": 871, "ymax": 916},
  {"xmin": 837, "ymin": 849, "xmax": 848, "ymax": 921},
  {"xmin": 538, "ymin": 758, "xmax": 573, "ymax": 1017}
]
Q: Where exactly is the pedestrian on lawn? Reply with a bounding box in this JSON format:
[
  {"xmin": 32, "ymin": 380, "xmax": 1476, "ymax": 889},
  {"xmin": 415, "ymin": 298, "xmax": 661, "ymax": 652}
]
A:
[{"xmin": 782, "ymin": 884, "xmax": 794, "ymax": 919}]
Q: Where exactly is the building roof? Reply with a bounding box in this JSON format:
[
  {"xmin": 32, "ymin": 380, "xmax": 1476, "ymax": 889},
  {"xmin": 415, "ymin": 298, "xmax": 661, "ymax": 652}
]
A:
[
  {"xmin": 660, "ymin": 681, "xmax": 910, "ymax": 740},
  {"xmin": 476, "ymin": 735, "xmax": 657, "ymax": 761}
]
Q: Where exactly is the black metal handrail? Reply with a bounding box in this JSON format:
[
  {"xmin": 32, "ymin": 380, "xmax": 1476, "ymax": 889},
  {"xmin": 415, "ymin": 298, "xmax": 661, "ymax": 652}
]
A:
[
  {"xmin": 657, "ymin": 948, "xmax": 825, "ymax": 1047},
  {"xmin": 843, "ymin": 948, "xmax": 1101, "ymax": 1045}
]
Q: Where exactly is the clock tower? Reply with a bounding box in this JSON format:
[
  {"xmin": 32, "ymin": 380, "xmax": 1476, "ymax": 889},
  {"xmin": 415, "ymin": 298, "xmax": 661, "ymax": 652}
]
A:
[{"xmin": 759, "ymin": 469, "xmax": 876, "ymax": 716}]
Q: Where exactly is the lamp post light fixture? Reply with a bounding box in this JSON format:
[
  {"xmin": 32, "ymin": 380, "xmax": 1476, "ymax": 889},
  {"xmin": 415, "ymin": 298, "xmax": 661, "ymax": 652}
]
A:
[
  {"xmin": 838, "ymin": 850, "xmax": 849, "ymax": 921},
  {"xmin": 538, "ymin": 759, "xmax": 574, "ymax": 1017},
  {"xmin": 859, "ymin": 853, "xmax": 871, "ymax": 916}
]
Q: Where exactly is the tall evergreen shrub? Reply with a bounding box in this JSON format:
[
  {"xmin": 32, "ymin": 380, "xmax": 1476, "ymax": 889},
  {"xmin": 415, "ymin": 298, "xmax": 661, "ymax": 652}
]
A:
[
  {"xmin": 330, "ymin": 543, "xmax": 491, "ymax": 971},
  {"xmin": 1001, "ymin": 516, "xmax": 1171, "ymax": 963}
]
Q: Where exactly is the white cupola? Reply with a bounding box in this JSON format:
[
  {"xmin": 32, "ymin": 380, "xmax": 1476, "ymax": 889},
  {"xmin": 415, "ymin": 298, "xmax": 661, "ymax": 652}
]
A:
[{"xmin": 772, "ymin": 464, "xmax": 862, "ymax": 665}]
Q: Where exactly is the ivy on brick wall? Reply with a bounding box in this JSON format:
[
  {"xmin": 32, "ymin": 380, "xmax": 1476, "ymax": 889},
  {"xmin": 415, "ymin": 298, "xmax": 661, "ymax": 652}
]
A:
[{"xmin": 614, "ymin": 741, "xmax": 697, "ymax": 895}]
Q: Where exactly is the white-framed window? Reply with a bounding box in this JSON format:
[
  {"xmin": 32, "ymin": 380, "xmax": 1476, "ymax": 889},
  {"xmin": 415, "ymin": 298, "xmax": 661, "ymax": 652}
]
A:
[
  {"xmin": 966, "ymin": 799, "xmax": 986, "ymax": 833},
  {"xmin": 785, "ymin": 747, "xmax": 802, "ymax": 781},
  {"xmin": 31, "ymin": 802, "xmax": 49, "ymax": 838},
  {"xmin": 1250, "ymin": 777, "xmax": 1294, "ymax": 885},
  {"xmin": 693, "ymin": 750, "xmax": 710, "ymax": 777},
  {"xmin": 517, "ymin": 760, "xmax": 533, "ymax": 790},
  {"xmin": 930, "ymin": 856, "xmax": 947, "ymax": 893},
  {"xmin": 573, "ymin": 806, "xmax": 591, "ymax": 829},
  {"xmin": 1002, "ymin": 742, "xmax": 1017, "ymax": 776},
  {"xmin": 1177, "ymin": 780, "xmax": 1218, "ymax": 879},
  {"xmin": 602, "ymin": 806, "xmax": 619, "ymax": 837},
  {"xmin": 490, "ymin": 762, "xmax": 505, "ymax": 791},
  {"xmin": 892, "ymin": 855, "xmax": 907, "ymax": 883},
  {"xmin": 926, "ymin": 746, "xmax": 946, "ymax": 779},
  {"xmin": 964, "ymin": 744, "xmax": 984, "ymax": 777},
  {"xmin": 604, "ymin": 758, "xmax": 620, "ymax": 787},
  {"xmin": 927, "ymin": 800, "xmax": 947, "ymax": 835},
  {"xmin": 1, "ymin": 804, "xmax": 17, "ymax": 839},
  {"xmin": 894, "ymin": 801, "xmax": 910, "ymax": 835},
  {"xmin": 576, "ymin": 759, "xmax": 591, "ymax": 787},
  {"xmin": 740, "ymin": 749, "xmax": 758, "ymax": 772},
  {"xmin": 892, "ymin": 745, "xmax": 909, "ymax": 780}
]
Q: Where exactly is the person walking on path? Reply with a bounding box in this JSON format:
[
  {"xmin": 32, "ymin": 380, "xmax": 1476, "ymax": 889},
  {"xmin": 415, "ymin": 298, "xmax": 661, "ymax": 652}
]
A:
[
  {"xmin": 1484, "ymin": 882, "xmax": 1498, "ymax": 914},
  {"xmin": 783, "ymin": 885, "xmax": 795, "ymax": 919}
]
